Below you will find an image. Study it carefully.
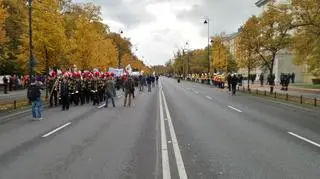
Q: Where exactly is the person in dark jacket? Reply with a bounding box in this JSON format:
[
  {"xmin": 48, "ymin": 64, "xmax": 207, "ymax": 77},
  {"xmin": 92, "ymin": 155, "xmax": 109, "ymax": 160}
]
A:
[
  {"xmin": 227, "ymin": 73, "xmax": 232, "ymax": 92},
  {"xmin": 139, "ymin": 75, "xmax": 146, "ymax": 92},
  {"xmin": 3, "ymin": 76, "xmax": 8, "ymax": 94},
  {"xmin": 231, "ymin": 74, "xmax": 238, "ymax": 95},
  {"xmin": 105, "ymin": 75, "xmax": 116, "ymax": 108},
  {"xmin": 291, "ymin": 72, "xmax": 295, "ymax": 83},
  {"xmin": 259, "ymin": 73, "xmax": 264, "ymax": 87},
  {"xmin": 27, "ymin": 77, "xmax": 45, "ymax": 120},
  {"xmin": 123, "ymin": 77, "xmax": 135, "ymax": 107},
  {"xmin": 151, "ymin": 75, "xmax": 155, "ymax": 87},
  {"xmin": 146, "ymin": 76, "xmax": 152, "ymax": 92},
  {"xmin": 60, "ymin": 77, "xmax": 70, "ymax": 111}
]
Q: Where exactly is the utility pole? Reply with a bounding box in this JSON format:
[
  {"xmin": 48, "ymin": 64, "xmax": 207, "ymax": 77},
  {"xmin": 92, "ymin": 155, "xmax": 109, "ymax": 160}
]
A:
[
  {"xmin": 204, "ymin": 18, "xmax": 210, "ymax": 73},
  {"xmin": 118, "ymin": 30, "xmax": 124, "ymax": 68}
]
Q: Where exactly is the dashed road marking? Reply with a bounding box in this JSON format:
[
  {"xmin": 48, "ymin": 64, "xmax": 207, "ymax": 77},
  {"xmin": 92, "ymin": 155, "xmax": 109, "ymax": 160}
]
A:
[
  {"xmin": 288, "ymin": 132, "xmax": 320, "ymax": 148},
  {"xmin": 227, "ymin": 106, "xmax": 242, "ymax": 113},
  {"xmin": 206, "ymin": 96, "xmax": 212, "ymax": 100},
  {"xmin": 42, "ymin": 122, "xmax": 72, "ymax": 138}
]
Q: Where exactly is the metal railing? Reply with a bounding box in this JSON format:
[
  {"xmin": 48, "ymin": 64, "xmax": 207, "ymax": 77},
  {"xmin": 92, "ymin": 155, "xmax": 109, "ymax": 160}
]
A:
[
  {"xmin": 184, "ymin": 78, "xmax": 319, "ymax": 107},
  {"xmin": 241, "ymin": 86, "xmax": 319, "ymax": 107}
]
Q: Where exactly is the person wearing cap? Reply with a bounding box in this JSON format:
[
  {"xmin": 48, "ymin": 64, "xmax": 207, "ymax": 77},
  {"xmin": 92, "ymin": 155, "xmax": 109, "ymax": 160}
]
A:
[
  {"xmin": 27, "ymin": 77, "xmax": 45, "ymax": 120},
  {"xmin": 48, "ymin": 71, "xmax": 58, "ymax": 107},
  {"xmin": 60, "ymin": 76, "xmax": 70, "ymax": 110}
]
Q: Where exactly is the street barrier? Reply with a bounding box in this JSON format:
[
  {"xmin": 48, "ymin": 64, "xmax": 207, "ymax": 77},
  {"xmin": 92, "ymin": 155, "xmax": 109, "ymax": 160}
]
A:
[
  {"xmin": 240, "ymin": 86, "xmax": 319, "ymax": 108},
  {"xmin": 184, "ymin": 78, "xmax": 319, "ymax": 108}
]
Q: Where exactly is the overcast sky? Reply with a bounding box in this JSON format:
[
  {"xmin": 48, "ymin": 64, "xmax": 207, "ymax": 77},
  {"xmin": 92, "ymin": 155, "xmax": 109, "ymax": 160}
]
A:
[{"xmin": 74, "ymin": 0, "xmax": 262, "ymax": 65}]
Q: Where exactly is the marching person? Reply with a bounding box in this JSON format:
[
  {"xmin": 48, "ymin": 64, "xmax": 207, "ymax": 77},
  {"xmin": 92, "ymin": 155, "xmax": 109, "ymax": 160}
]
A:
[
  {"xmin": 92, "ymin": 74, "xmax": 100, "ymax": 105},
  {"xmin": 104, "ymin": 73, "xmax": 116, "ymax": 108},
  {"xmin": 60, "ymin": 76, "xmax": 70, "ymax": 111},
  {"xmin": 27, "ymin": 77, "xmax": 45, "ymax": 120},
  {"xmin": 123, "ymin": 77, "xmax": 135, "ymax": 107},
  {"xmin": 48, "ymin": 72, "xmax": 58, "ymax": 107}
]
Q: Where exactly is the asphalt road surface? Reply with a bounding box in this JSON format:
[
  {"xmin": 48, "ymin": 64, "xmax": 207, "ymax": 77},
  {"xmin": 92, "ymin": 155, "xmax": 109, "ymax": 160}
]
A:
[{"xmin": 0, "ymin": 77, "xmax": 320, "ymax": 179}]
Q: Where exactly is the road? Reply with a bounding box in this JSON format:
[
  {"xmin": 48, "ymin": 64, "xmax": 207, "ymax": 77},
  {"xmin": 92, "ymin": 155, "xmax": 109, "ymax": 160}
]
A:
[{"xmin": 0, "ymin": 77, "xmax": 320, "ymax": 179}]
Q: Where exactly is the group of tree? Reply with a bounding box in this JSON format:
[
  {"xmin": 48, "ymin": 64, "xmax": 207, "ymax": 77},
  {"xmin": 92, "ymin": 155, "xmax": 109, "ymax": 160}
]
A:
[
  {"xmin": 0, "ymin": 0, "xmax": 149, "ymax": 75},
  {"xmin": 237, "ymin": 0, "xmax": 320, "ymax": 86},
  {"xmin": 167, "ymin": 41, "xmax": 238, "ymax": 76},
  {"xmin": 166, "ymin": 0, "xmax": 319, "ymax": 87}
]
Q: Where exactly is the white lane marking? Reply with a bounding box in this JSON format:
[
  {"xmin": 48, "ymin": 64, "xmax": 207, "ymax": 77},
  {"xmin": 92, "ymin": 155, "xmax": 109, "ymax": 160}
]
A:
[
  {"xmin": 194, "ymin": 91, "xmax": 199, "ymax": 94},
  {"xmin": 162, "ymin": 91, "xmax": 188, "ymax": 179},
  {"xmin": 206, "ymin": 96, "xmax": 212, "ymax": 100},
  {"xmin": 228, "ymin": 106, "xmax": 242, "ymax": 113},
  {"xmin": 42, "ymin": 122, "xmax": 72, "ymax": 138},
  {"xmin": 159, "ymin": 84, "xmax": 171, "ymax": 179},
  {"xmin": 288, "ymin": 132, "xmax": 320, "ymax": 148},
  {"xmin": 97, "ymin": 104, "xmax": 106, "ymax": 108},
  {"xmin": 117, "ymin": 95, "xmax": 123, "ymax": 98}
]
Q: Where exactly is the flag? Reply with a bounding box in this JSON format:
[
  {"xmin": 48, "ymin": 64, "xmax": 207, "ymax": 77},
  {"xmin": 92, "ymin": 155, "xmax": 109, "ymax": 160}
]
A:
[{"xmin": 125, "ymin": 64, "xmax": 132, "ymax": 75}]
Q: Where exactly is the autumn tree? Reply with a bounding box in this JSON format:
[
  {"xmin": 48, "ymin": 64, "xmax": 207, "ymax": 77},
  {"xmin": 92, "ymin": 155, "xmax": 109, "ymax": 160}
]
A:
[
  {"xmin": 255, "ymin": 3, "xmax": 293, "ymax": 92},
  {"xmin": 0, "ymin": 0, "xmax": 149, "ymax": 75},
  {"xmin": 0, "ymin": 2, "xmax": 8, "ymax": 74},
  {"xmin": 290, "ymin": 0, "xmax": 320, "ymax": 77},
  {"xmin": 1, "ymin": 0, "xmax": 28, "ymax": 75},
  {"xmin": 238, "ymin": 16, "xmax": 261, "ymax": 89},
  {"xmin": 18, "ymin": 0, "xmax": 67, "ymax": 74},
  {"xmin": 211, "ymin": 36, "xmax": 238, "ymax": 73}
]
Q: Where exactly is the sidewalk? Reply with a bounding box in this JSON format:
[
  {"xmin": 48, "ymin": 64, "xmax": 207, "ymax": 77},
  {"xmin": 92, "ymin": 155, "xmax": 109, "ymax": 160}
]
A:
[
  {"xmin": 246, "ymin": 83, "xmax": 320, "ymax": 99},
  {"xmin": 0, "ymin": 89, "xmax": 27, "ymax": 101}
]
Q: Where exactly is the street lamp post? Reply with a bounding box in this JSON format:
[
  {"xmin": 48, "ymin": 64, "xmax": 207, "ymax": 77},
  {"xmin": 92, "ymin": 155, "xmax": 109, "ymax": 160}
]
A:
[
  {"xmin": 204, "ymin": 18, "xmax": 210, "ymax": 74},
  {"xmin": 28, "ymin": 0, "xmax": 33, "ymax": 79},
  {"xmin": 185, "ymin": 42, "xmax": 190, "ymax": 76},
  {"xmin": 118, "ymin": 30, "xmax": 123, "ymax": 68}
]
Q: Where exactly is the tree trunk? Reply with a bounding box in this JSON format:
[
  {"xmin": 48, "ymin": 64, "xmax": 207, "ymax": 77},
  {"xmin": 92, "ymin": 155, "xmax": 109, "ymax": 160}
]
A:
[
  {"xmin": 269, "ymin": 53, "xmax": 276, "ymax": 94},
  {"xmin": 44, "ymin": 45, "xmax": 49, "ymax": 99}
]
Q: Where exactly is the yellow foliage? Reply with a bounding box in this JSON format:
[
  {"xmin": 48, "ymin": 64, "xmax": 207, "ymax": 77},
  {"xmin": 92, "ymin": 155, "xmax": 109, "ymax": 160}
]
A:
[
  {"xmin": 0, "ymin": 2, "xmax": 7, "ymax": 45},
  {"xmin": 211, "ymin": 36, "xmax": 229, "ymax": 71}
]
